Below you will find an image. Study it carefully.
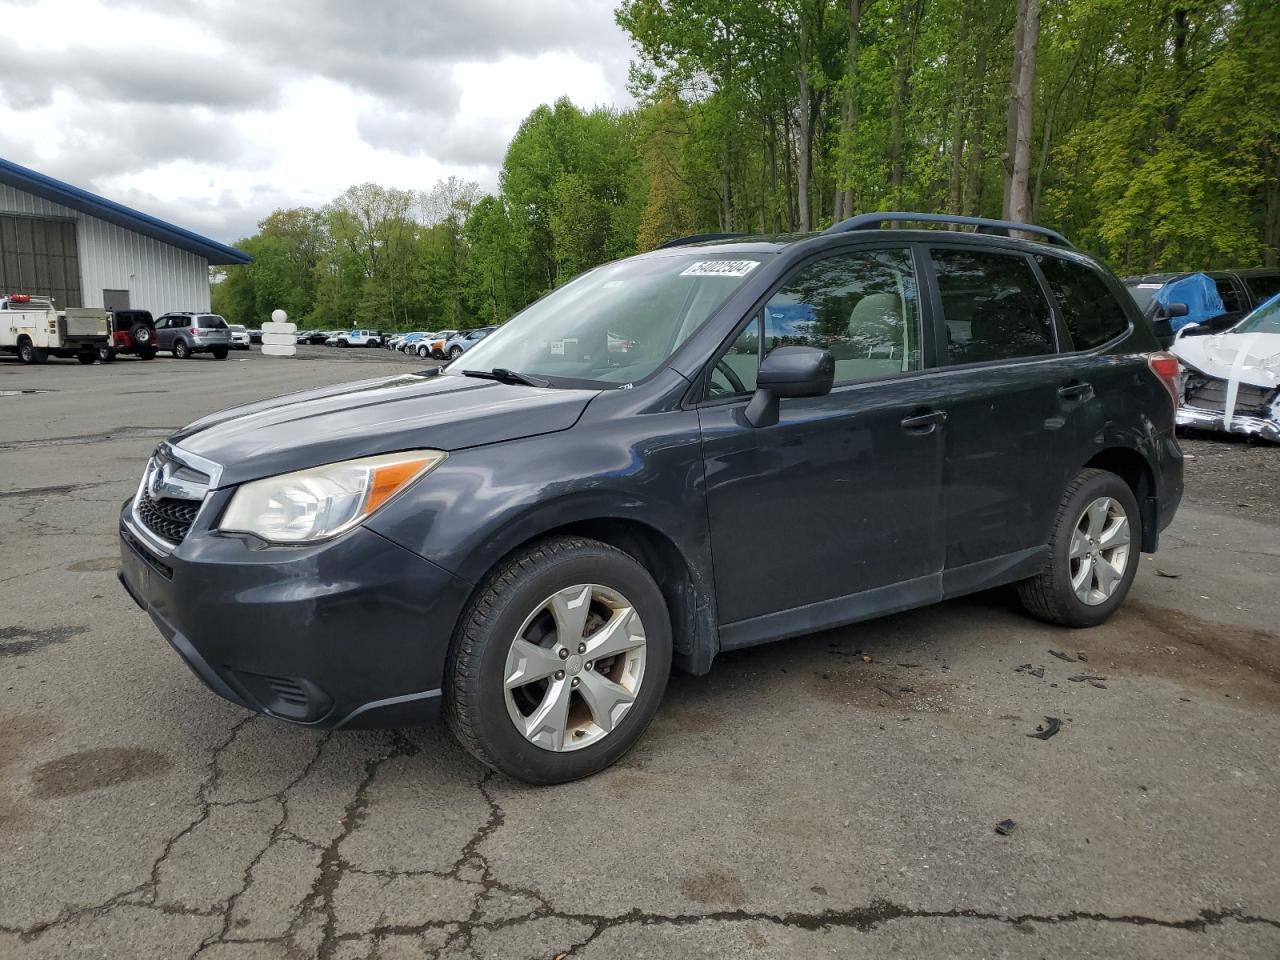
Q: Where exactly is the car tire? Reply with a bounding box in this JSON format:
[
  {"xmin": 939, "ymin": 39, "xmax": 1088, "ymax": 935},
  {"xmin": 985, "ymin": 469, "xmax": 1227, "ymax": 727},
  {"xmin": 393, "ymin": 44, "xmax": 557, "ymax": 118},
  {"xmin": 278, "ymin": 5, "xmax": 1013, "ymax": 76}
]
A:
[
  {"xmin": 174, "ymin": 340, "xmax": 190, "ymax": 359},
  {"xmin": 18, "ymin": 338, "xmax": 47, "ymax": 365},
  {"xmin": 77, "ymin": 351, "xmax": 96, "ymax": 364},
  {"xmin": 137, "ymin": 348, "xmax": 156, "ymax": 361},
  {"xmin": 446, "ymin": 536, "xmax": 672, "ymax": 785},
  {"xmin": 129, "ymin": 323, "xmax": 153, "ymax": 347},
  {"xmin": 212, "ymin": 347, "xmax": 229, "ymax": 360},
  {"xmin": 449, "ymin": 345, "xmax": 463, "ymax": 360},
  {"xmin": 96, "ymin": 345, "xmax": 116, "ymax": 363},
  {"xmin": 1017, "ymin": 468, "xmax": 1141, "ymax": 628}
]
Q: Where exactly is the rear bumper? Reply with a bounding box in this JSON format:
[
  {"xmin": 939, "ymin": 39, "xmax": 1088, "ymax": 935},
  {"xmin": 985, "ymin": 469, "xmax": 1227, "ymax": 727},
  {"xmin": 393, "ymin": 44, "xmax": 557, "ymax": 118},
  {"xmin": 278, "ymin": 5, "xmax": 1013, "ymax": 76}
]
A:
[
  {"xmin": 1178, "ymin": 404, "xmax": 1280, "ymax": 443},
  {"xmin": 118, "ymin": 500, "xmax": 474, "ymax": 728}
]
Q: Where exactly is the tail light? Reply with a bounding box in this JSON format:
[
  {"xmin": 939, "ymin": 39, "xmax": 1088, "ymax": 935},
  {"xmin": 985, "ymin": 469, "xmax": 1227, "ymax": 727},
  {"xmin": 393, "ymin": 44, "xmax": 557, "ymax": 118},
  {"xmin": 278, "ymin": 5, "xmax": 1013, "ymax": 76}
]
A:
[
  {"xmin": 189, "ymin": 326, "xmax": 200, "ymax": 336},
  {"xmin": 1147, "ymin": 352, "xmax": 1181, "ymax": 410}
]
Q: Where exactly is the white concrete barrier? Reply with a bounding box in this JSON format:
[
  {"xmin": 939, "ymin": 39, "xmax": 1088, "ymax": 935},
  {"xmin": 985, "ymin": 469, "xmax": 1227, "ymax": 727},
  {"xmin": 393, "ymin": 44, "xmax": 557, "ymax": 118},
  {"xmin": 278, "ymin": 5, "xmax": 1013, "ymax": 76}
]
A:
[
  {"xmin": 262, "ymin": 331, "xmax": 297, "ymax": 346},
  {"xmin": 261, "ymin": 343, "xmax": 296, "ymax": 357}
]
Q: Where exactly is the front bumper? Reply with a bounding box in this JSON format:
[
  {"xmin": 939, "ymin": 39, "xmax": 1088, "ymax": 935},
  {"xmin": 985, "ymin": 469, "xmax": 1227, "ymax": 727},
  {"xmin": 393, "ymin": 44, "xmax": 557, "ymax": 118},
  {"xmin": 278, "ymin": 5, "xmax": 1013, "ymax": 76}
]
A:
[
  {"xmin": 118, "ymin": 499, "xmax": 474, "ymax": 728},
  {"xmin": 1177, "ymin": 404, "xmax": 1280, "ymax": 443}
]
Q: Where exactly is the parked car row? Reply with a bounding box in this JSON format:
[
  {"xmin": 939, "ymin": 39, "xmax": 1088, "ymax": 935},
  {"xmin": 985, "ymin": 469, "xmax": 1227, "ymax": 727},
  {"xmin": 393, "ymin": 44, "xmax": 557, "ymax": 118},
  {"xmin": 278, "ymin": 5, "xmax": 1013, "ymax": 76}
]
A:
[{"xmin": 1, "ymin": 298, "xmax": 244, "ymax": 364}]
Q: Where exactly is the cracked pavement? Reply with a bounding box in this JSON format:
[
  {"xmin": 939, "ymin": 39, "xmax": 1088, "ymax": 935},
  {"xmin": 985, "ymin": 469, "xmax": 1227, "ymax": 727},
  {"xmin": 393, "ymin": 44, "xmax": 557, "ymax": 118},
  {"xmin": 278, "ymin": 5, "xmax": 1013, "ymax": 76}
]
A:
[{"xmin": 2, "ymin": 350, "xmax": 1279, "ymax": 959}]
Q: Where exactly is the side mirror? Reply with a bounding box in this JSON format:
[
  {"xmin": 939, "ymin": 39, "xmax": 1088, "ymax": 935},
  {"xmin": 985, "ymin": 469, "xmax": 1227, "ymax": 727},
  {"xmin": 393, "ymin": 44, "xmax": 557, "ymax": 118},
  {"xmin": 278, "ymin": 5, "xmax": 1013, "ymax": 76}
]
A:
[
  {"xmin": 1161, "ymin": 301, "xmax": 1189, "ymax": 319},
  {"xmin": 744, "ymin": 346, "xmax": 835, "ymax": 428}
]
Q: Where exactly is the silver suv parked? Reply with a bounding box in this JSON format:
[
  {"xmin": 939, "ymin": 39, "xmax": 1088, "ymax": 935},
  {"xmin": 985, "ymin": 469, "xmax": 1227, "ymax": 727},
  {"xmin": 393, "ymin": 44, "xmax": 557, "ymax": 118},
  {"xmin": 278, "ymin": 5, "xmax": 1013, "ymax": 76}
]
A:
[{"xmin": 155, "ymin": 313, "xmax": 233, "ymax": 360}]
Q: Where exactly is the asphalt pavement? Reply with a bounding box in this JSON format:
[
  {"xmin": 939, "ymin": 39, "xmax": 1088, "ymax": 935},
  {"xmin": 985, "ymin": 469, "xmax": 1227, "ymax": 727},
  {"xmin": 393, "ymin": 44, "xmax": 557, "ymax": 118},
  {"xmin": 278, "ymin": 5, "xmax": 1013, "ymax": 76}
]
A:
[{"xmin": 2, "ymin": 347, "xmax": 1278, "ymax": 959}]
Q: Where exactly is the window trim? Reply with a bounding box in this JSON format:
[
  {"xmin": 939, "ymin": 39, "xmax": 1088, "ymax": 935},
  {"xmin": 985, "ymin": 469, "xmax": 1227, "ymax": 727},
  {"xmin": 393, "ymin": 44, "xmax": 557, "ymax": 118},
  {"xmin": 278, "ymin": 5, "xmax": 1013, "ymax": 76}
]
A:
[
  {"xmin": 923, "ymin": 243, "xmax": 1063, "ymax": 370},
  {"xmin": 693, "ymin": 242, "xmax": 929, "ymax": 406}
]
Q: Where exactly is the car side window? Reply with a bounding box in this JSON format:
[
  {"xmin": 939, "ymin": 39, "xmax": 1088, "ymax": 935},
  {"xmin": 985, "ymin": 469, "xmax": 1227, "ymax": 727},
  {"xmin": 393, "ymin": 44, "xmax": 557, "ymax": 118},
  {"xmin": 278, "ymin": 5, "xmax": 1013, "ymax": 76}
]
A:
[
  {"xmin": 708, "ymin": 247, "xmax": 921, "ymax": 398},
  {"xmin": 1214, "ymin": 278, "xmax": 1245, "ymax": 313},
  {"xmin": 1245, "ymin": 274, "xmax": 1280, "ymax": 304},
  {"xmin": 932, "ymin": 248, "xmax": 1055, "ymax": 364},
  {"xmin": 1036, "ymin": 255, "xmax": 1129, "ymax": 350}
]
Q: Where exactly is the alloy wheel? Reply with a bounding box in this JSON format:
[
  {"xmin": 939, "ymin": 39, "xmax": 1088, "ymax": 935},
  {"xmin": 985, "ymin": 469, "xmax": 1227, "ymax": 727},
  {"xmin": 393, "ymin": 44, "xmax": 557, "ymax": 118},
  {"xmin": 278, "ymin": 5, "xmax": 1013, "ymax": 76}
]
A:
[
  {"xmin": 1069, "ymin": 496, "xmax": 1130, "ymax": 605},
  {"xmin": 503, "ymin": 584, "xmax": 647, "ymax": 752}
]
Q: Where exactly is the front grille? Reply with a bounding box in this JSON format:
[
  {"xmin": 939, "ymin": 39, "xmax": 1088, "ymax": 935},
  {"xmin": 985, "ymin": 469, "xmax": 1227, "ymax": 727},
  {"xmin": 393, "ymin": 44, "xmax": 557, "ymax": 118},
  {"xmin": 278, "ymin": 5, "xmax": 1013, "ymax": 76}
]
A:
[
  {"xmin": 1185, "ymin": 377, "xmax": 1278, "ymax": 417},
  {"xmin": 136, "ymin": 488, "xmax": 200, "ymax": 544}
]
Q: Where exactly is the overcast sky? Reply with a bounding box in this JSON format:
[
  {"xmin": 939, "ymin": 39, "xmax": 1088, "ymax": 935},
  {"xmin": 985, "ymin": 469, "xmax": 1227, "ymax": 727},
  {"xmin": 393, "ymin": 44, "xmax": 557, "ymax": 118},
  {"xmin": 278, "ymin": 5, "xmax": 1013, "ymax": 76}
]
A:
[{"xmin": 0, "ymin": 0, "xmax": 635, "ymax": 244}]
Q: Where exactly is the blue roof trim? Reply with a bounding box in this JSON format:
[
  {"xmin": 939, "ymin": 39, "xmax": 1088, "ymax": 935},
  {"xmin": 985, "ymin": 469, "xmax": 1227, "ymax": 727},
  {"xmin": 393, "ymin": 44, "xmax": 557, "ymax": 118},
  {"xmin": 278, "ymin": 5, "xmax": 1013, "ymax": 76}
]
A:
[{"xmin": 0, "ymin": 156, "xmax": 251, "ymax": 265}]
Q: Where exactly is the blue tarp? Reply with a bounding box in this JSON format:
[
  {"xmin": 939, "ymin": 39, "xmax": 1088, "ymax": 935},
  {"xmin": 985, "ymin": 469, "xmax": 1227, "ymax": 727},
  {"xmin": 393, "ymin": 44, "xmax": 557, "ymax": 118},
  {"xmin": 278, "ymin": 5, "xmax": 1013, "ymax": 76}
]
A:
[{"xmin": 1155, "ymin": 273, "xmax": 1224, "ymax": 332}]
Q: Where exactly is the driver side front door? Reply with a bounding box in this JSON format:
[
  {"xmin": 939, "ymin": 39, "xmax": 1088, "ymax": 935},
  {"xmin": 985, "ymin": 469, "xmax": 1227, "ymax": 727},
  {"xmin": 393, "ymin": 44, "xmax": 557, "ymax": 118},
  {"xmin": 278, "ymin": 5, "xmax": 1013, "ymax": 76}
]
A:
[{"xmin": 696, "ymin": 245, "xmax": 949, "ymax": 648}]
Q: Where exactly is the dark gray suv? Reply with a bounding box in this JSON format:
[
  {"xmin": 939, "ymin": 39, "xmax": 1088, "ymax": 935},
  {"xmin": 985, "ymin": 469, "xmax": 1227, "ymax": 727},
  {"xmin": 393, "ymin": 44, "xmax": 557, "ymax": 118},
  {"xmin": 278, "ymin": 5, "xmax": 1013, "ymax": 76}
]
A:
[{"xmin": 118, "ymin": 213, "xmax": 1184, "ymax": 784}]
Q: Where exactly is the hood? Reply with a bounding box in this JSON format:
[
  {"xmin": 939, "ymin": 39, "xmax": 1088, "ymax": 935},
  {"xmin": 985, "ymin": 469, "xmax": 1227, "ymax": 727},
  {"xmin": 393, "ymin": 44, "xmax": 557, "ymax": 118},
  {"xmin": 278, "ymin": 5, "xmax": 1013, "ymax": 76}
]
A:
[
  {"xmin": 170, "ymin": 371, "xmax": 599, "ymax": 487},
  {"xmin": 1172, "ymin": 331, "xmax": 1280, "ymax": 389}
]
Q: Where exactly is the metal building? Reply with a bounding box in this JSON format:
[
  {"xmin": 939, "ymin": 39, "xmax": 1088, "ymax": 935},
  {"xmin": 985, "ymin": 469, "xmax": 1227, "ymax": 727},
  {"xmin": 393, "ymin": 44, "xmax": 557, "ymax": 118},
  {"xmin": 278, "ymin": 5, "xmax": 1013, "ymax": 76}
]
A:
[{"xmin": 0, "ymin": 157, "xmax": 250, "ymax": 316}]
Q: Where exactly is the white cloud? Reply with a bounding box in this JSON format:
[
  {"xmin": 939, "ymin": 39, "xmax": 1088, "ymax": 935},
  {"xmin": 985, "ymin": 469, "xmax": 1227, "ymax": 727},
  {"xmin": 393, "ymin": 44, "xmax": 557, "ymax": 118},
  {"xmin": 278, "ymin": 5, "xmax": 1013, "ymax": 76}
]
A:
[{"xmin": 0, "ymin": 0, "xmax": 636, "ymax": 243}]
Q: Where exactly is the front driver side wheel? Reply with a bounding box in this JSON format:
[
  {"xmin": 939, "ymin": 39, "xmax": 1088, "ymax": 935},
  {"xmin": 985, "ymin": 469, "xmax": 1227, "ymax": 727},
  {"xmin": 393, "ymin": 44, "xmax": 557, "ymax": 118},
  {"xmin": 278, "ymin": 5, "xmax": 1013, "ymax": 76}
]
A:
[
  {"xmin": 1017, "ymin": 468, "xmax": 1141, "ymax": 628},
  {"xmin": 446, "ymin": 537, "xmax": 672, "ymax": 785}
]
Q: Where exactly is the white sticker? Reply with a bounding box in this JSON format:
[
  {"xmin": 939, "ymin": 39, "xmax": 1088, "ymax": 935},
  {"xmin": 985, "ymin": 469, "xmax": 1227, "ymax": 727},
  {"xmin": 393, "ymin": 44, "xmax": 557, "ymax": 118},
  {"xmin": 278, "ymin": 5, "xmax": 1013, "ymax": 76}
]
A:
[
  {"xmin": 680, "ymin": 260, "xmax": 760, "ymax": 278},
  {"xmin": 1137, "ymin": 283, "xmax": 1163, "ymax": 289},
  {"xmin": 550, "ymin": 340, "xmax": 565, "ymax": 355}
]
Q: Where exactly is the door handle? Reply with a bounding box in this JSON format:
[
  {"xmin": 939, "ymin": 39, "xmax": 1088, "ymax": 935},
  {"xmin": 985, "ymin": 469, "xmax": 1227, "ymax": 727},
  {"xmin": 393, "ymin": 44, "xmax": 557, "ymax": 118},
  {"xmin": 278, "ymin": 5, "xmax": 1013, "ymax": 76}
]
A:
[
  {"xmin": 900, "ymin": 409, "xmax": 948, "ymax": 434},
  {"xmin": 1057, "ymin": 381, "xmax": 1094, "ymax": 402}
]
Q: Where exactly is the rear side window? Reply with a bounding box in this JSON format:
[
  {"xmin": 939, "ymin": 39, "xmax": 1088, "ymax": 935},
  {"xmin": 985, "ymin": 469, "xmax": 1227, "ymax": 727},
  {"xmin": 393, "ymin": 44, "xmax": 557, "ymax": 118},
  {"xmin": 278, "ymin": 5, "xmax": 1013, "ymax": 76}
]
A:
[
  {"xmin": 1037, "ymin": 256, "xmax": 1130, "ymax": 350},
  {"xmin": 1245, "ymin": 274, "xmax": 1280, "ymax": 304},
  {"xmin": 1213, "ymin": 278, "xmax": 1246, "ymax": 313},
  {"xmin": 931, "ymin": 249, "xmax": 1055, "ymax": 364},
  {"xmin": 197, "ymin": 315, "xmax": 227, "ymax": 329}
]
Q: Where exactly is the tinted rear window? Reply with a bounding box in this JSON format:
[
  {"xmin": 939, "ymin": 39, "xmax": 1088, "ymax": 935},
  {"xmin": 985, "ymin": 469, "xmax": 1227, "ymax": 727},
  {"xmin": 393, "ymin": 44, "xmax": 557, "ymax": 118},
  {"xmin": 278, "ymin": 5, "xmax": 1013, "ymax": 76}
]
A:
[
  {"xmin": 197, "ymin": 315, "xmax": 227, "ymax": 329},
  {"xmin": 1245, "ymin": 274, "xmax": 1280, "ymax": 304},
  {"xmin": 932, "ymin": 249, "xmax": 1055, "ymax": 364},
  {"xmin": 1038, "ymin": 256, "xmax": 1130, "ymax": 350}
]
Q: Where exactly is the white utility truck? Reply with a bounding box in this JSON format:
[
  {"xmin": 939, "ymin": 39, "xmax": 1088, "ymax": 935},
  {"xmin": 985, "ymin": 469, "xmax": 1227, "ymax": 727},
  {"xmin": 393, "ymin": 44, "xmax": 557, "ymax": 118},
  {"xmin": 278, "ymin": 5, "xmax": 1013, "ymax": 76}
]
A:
[{"xmin": 0, "ymin": 294, "xmax": 110, "ymax": 365}]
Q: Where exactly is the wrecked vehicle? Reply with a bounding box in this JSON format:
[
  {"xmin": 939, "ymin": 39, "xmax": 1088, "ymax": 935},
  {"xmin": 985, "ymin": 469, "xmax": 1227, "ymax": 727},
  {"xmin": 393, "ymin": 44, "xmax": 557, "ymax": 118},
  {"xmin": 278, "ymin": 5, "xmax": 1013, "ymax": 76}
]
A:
[
  {"xmin": 1124, "ymin": 269, "xmax": 1280, "ymax": 348},
  {"xmin": 1173, "ymin": 293, "xmax": 1280, "ymax": 443}
]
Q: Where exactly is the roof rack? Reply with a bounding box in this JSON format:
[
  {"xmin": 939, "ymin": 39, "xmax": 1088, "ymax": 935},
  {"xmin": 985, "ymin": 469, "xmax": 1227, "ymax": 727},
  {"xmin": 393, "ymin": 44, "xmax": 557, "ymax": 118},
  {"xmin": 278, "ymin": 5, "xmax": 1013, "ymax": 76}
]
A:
[
  {"xmin": 655, "ymin": 232, "xmax": 747, "ymax": 249},
  {"xmin": 823, "ymin": 212, "xmax": 1073, "ymax": 248}
]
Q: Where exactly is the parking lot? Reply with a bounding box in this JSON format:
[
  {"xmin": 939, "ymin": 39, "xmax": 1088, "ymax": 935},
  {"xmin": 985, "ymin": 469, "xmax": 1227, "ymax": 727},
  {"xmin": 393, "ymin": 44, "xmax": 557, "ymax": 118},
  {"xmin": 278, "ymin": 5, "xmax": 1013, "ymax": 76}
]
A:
[{"xmin": 2, "ymin": 349, "xmax": 1278, "ymax": 959}]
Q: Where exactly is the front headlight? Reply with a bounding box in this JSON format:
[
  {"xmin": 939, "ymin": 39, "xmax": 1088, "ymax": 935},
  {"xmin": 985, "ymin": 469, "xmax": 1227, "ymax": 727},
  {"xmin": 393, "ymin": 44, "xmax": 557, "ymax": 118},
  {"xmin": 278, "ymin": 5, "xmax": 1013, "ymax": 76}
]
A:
[{"xmin": 218, "ymin": 450, "xmax": 446, "ymax": 543}]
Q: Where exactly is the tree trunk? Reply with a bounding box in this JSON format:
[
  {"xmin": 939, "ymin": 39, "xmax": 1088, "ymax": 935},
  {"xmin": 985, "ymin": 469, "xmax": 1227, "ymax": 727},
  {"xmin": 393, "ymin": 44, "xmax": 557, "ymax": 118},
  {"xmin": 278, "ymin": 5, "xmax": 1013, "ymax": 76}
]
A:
[
  {"xmin": 767, "ymin": 116, "xmax": 781, "ymax": 232},
  {"xmin": 963, "ymin": 35, "xmax": 989, "ymax": 216},
  {"xmin": 946, "ymin": 3, "xmax": 972, "ymax": 215},
  {"xmin": 796, "ymin": 10, "xmax": 814, "ymax": 232},
  {"xmin": 1002, "ymin": 0, "xmax": 1028, "ymax": 217},
  {"xmin": 1031, "ymin": 39, "xmax": 1084, "ymax": 221},
  {"xmin": 838, "ymin": 0, "xmax": 864, "ymax": 220},
  {"xmin": 1005, "ymin": 0, "xmax": 1039, "ymax": 224},
  {"xmin": 888, "ymin": 0, "xmax": 925, "ymax": 203},
  {"xmin": 783, "ymin": 106, "xmax": 796, "ymax": 230},
  {"xmin": 1266, "ymin": 148, "xmax": 1280, "ymax": 268}
]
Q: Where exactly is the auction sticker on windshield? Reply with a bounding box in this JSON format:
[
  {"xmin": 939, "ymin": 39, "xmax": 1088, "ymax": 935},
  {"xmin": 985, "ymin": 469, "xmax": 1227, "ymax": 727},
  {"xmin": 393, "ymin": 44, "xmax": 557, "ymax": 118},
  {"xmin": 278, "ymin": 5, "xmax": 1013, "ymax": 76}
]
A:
[{"xmin": 680, "ymin": 260, "xmax": 760, "ymax": 278}]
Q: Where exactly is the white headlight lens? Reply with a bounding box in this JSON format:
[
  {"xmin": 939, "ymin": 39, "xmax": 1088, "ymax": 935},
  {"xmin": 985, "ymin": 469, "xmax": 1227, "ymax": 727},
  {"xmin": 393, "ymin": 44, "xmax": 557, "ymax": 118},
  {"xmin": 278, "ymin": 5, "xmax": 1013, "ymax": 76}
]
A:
[{"xmin": 218, "ymin": 450, "xmax": 446, "ymax": 543}]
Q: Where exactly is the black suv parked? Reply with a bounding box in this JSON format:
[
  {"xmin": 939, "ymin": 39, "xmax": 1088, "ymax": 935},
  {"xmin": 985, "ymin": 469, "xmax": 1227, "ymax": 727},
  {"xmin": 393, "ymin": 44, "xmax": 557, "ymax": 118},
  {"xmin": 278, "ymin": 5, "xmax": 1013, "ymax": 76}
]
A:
[
  {"xmin": 118, "ymin": 213, "xmax": 1183, "ymax": 784},
  {"xmin": 100, "ymin": 309, "xmax": 157, "ymax": 362}
]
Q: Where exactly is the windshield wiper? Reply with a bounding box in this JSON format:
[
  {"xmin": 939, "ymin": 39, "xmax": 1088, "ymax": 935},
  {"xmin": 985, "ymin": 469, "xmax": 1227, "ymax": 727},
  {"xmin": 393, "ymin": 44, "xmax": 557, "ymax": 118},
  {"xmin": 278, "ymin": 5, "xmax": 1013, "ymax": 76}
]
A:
[{"xmin": 460, "ymin": 367, "xmax": 551, "ymax": 388}]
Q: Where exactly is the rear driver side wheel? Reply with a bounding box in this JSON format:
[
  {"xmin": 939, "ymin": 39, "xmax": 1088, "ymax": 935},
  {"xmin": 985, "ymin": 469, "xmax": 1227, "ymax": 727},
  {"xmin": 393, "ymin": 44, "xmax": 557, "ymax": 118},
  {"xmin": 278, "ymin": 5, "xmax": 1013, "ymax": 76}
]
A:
[
  {"xmin": 1017, "ymin": 468, "xmax": 1141, "ymax": 628},
  {"xmin": 446, "ymin": 537, "xmax": 672, "ymax": 785},
  {"xmin": 173, "ymin": 339, "xmax": 190, "ymax": 359}
]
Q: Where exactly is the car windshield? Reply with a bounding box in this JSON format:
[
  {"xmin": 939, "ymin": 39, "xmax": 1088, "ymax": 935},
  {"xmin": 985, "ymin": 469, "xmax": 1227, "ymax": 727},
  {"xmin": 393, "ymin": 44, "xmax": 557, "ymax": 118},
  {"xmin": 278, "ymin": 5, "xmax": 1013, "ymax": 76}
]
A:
[
  {"xmin": 197, "ymin": 315, "xmax": 228, "ymax": 329},
  {"xmin": 1232, "ymin": 294, "xmax": 1280, "ymax": 335},
  {"xmin": 450, "ymin": 252, "xmax": 769, "ymax": 385},
  {"xmin": 230, "ymin": 325, "xmax": 246, "ymax": 332}
]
